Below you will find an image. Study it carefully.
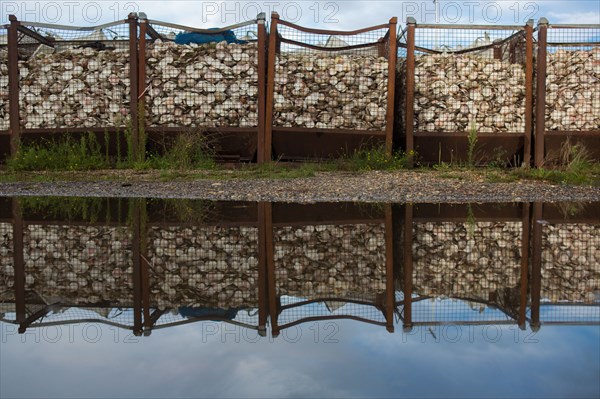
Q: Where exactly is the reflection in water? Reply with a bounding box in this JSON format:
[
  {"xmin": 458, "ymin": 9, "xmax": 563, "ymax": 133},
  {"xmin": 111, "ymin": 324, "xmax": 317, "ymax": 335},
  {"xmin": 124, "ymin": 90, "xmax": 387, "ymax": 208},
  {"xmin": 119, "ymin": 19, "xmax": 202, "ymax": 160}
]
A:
[{"xmin": 0, "ymin": 198, "xmax": 598, "ymax": 338}]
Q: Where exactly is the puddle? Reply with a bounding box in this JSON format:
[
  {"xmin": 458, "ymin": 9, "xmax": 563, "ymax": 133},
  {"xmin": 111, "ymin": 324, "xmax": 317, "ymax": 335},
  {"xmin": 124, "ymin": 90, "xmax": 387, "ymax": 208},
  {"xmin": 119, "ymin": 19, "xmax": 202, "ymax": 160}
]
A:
[{"xmin": 0, "ymin": 197, "xmax": 598, "ymax": 398}]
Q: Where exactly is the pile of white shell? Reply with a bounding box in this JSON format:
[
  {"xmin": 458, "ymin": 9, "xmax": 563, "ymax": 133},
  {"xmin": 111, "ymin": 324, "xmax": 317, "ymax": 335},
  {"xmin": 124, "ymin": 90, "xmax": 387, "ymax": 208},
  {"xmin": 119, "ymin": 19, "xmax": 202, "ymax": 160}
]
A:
[
  {"xmin": 412, "ymin": 222, "xmax": 522, "ymax": 299},
  {"xmin": 545, "ymin": 49, "xmax": 600, "ymax": 131},
  {"xmin": 0, "ymin": 223, "xmax": 14, "ymax": 302},
  {"xmin": 19, "ymin": 47, "xmax": 130, "ymax": 129},
  {"xmin": 410, "ymin": 54, "xmax": 526, "ymax": 133},
  {"xmin": 542, "ymin": 223, "xmax": 600, "ymax": 303},
  {"xmin": 274, "ymin": 53, "xmax": 389, "ymax": 130},
  {"xmin": 147, "ymin": 226, "xmax": 260, "ymax": 310},
  {"xmin": 23, "ymin": 225, "xmax": 134, "ymax": 305},
  {"xmin": 145, "ymin": 41, "xmax": 259, "ymax": 128},
  {"xmin": 274, "ymin": 224, "xmax": 387, "ymax": 298}
]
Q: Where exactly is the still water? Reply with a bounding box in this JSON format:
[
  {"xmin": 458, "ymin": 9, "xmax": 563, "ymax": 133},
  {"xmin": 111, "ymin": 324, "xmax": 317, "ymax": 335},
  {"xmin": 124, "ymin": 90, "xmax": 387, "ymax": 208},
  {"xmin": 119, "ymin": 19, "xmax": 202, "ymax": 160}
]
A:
[{"xmin": 0, "ymin": 198, "xmax": 599, "ymax": 398}]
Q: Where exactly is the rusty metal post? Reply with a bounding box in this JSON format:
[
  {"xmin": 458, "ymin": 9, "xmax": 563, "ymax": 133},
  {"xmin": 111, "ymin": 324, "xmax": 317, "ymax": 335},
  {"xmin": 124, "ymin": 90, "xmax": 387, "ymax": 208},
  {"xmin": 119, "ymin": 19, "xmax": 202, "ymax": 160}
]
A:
[
  {"xmin": 264, "ymin": 12, "xmax": 279, "ymax": 163},
  {"xmin": 405, "ymin": 18, "xmax": 416, "ymax": 167},
  {"xmin": 257, "ymin": 201, "xmax": 268, "ymax": 336},
  {"xmin": 534, "ymin": 18, "xmax": 548, "ymax": 168},
  {"xmin": 385, "ymin": 17, "xmax": 398, "ymax": 156},
  {"xmin": 518, "ymin": 202, "xmax": 531, "ymax": 329},
  {"xmin": 127, "ymin": 13, "xmax": 140, "ymax": 162},
  {"xmin": 8, "ymin": 15, "xmax": 21, "ymax": 157},
  {"xmin": 524, "ymin": 20, "xmax": 534, "ymax": 166},
  {"xmin": 384, "ymin": 204, "xmax": 395, "ymax": 333},
  {"xmin": 402, "ymin": 204, "xmax": 413, "ymax": 331},
  {"xmin": 138, "ymin": 17, "xmax": 147, "ymax": 163},
  {"xmin": 493, "ymin": 40, "xmax": 502, "ymax": 60},
  {"xmin": 12, "ymin": 199, "xmax": 25, "ymax": 325},
  {"xmin": 256, "ymin": 13, "xmax": 267, "ymax": 164},
  {"xmin": 530, "ymin": 202, "xmax": 543, "ymax": 331},
  {"xmin": 132, "ymin": 199, "xmax": 143, "ymax": 336},
  {"xmin": 264, "ymin": 202, "xmax": 279, "ymax": 337}
]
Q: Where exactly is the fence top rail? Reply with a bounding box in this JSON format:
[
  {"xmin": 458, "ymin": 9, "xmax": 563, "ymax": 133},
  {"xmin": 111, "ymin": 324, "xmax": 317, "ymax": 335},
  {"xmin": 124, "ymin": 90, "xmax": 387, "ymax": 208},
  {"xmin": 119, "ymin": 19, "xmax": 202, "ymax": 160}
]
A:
[
  {"xmin": 548, "ymin": 24, "xmax": 600, "ymax": 29},
  {"xmin": 276, "ymin": 17, "xmax": 391, "ymax": 36},
  {"xmin": 146, "ymin": 18, "xmax": 259, "ymax": 35},
  {"xmin": 16, "ymin": 19, "xmax": 129, "ymax": 32},
  {"xmin": 416, "ymin": 23, "xmax": 526, "ymax": 30},
  {"xmin": 279, "ymin": 37, "xmax": 383, "ymax": 52}
]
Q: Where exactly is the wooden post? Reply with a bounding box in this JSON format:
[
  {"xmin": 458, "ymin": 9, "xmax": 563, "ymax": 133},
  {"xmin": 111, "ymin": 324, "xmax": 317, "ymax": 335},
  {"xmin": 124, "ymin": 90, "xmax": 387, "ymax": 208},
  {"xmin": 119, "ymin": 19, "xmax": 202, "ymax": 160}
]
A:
[
  {"xmin": 403, "ymin": 204, "xmax": 413, "ymax": 331},
  {"xmin": 127, "ymin": 13, "xmax": 140, "ymax": 162},
  {"xmin": 518, "ymin": 202, "xmax": 531, "ymax": 330},
  {"xmin": 534, "ymin": 18, "xmax": 548, "ymax": 168},
  {"xmin": 257, "ymin": 13, "xmax": 267, "ymax": 164},
  {"xmin": 12, "ymin": 199, "xmax": 26, "ymax": 325},
  {"xmin": 405, "ymin": 18, "xmax": 416, "ymax": 168},
  {"xmin": 530, "ymin": 202, "xmax": 543, "ymax": 331},
  {"xmin": 264, "ymin": 12, "xmax": 279, "ymax": 163},
  {"xmin": 385, "ymin": 18, "xmax": 398, "ymax": 156},
  {"xmin": 8, "ymin": 15, "xmax": 21, "ymax": 157},
  {"xmin": 384, "ymin": 204, "xmax": 395, "ymax": 333},
  {"xmin": 524, "ymin": 20, "xmax": 534, "ymax": 166},
  {"xmin": 493, "ymin": 40, "xmax": 502, "ymax": 60}
]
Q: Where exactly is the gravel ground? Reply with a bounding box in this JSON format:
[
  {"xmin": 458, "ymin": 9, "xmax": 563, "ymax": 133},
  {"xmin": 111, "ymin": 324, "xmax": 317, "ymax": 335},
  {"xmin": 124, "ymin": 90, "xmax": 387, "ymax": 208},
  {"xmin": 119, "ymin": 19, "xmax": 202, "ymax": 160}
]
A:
[{"xmin": 0, "ymin": 170, "xmax": 599, "ymax": 203}]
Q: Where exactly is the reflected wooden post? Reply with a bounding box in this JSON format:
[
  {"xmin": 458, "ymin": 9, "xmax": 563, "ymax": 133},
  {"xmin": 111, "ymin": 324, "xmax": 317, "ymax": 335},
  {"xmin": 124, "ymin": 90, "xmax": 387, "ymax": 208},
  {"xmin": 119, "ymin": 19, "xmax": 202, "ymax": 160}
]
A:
[
  {"xmin": 257, "ymin": 202, "xmax": 268, "ymax": 336},
  {"xmin": 256, "ymin": 13, "xmax": 267, "ymax": 164},
  {"xmin": 132, "ymin": 199, "xmax": 143, "ymax": 336},
  {"xmin": 263, "ymin": 202, "xmax": 279, "ymax": 337},
  {"xmin": 7, "ymin": 15, "xmax": 21, "ymax": 157},
  {"xmin": 403, "ymin": 204, "xmax": 413, "ymax": 331},
  {"xmin": 138, "ymin": 200, "xmax": 152, "ymax": 336},
  {"xmin": 405, "ymin": 18, "xmax": 416, "ymax": 168},
  {"xmin": 530, "ymin": 202, "xmax": 543, "ymax": 331},
  {"xmin": 264, "ymin": 12, "xmax": 279, "ymax": 162},
  {"xmin": 12, "ymin": 198, "xmax": 26, "ymax": 325},
  {"xmin": 384, "ymin": 204, "xmax": 395, "ymax": 333},
  {"xmin": 518, "ymin": 202, "xmax": 531, "ymax": 330}
]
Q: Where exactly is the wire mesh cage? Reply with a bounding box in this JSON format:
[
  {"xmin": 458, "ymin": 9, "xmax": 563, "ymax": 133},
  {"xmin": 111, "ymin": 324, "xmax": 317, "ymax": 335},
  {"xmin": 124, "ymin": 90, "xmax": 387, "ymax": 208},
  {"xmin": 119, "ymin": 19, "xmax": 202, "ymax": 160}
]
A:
[
  {"xmin": 141, "ymin": 16, "xmax": 264, "ymax": 130},
  {"xmin": 145, "ymin": 225, "xmax": 261, "ymax": 318},
  {"xmin": 272, "ymin": 223, "xmax": 390, "ymax": 330},
  {"xmin": 269, "ymin": 16, "xmax": 395, "ymax": 132},
  {"xmin": 401, "ymin": 23, "xmax": 532, "ymax": 134},
  {"xmin": 541, "ymin": 223, "xmax": 600, "ymax": 306},
  {"xmin": 23, "ymin": 223, "xmax": 134, "ymax": 307},
  {"xmin": 399, "ymin": 20, "xmax": 534, "ymax": 165},
  {"xmin": 542, "ymin": 25, "xmax": 600, "ymax": 133},
  {"xmin": 411, "ymin": 297, "xmax": 518, "ymax": 324},
  {"xmin": 0, "ymin": 26, "xmax": 8, "ymax": 132},
  {"xmin": 412, "ymin": 221, "xmax": 523, "ymax": 304},
  {"xmin": 12, "ymin": 19, "xmax": 134, "ymax": 131},
  {"xmin": 0, "ymin": 222, "xmax": 14, "ymax": 311}
]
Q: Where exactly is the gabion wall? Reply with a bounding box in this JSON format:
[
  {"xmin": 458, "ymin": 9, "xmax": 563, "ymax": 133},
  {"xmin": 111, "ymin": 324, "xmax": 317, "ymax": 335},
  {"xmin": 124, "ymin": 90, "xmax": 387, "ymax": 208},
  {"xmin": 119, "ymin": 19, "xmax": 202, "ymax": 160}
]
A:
[
  {"xmin": 412, "ymin": 222, "xmax": 523, "ymax": 299},
  {"xmin": 0, "ymin": 223, "xmax": 14, "ymax": 302},
  {"xmin": 274, "ymin": 224, "xmax": 387, "ymax": 298},
  {"xmin": 146, "ymin": 226, "xmax": 260, "ymax": 310}
]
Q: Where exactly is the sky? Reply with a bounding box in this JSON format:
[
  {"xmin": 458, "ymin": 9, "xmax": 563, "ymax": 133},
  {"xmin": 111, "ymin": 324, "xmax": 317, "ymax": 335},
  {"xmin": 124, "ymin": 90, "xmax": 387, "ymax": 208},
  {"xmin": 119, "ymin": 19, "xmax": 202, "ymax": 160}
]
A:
[
  {"xmin": 0, "ymin": 1, "xmax": 599, "ymax": 29},
  {"xmin": 1, "ymin": 320, "xmax": 599, "ymax": 398}
]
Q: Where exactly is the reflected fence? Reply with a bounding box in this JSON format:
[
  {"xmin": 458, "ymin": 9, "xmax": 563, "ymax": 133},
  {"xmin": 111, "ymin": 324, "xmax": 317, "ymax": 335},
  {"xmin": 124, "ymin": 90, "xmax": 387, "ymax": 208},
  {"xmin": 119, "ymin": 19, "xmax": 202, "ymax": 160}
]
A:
[
  {"xmin": 0, "ymin": 198, "xmax": 598, "ymax": 337},
  {"xmin": 0, "ymin": 14, "xmax": 598, "ymax": 164}
]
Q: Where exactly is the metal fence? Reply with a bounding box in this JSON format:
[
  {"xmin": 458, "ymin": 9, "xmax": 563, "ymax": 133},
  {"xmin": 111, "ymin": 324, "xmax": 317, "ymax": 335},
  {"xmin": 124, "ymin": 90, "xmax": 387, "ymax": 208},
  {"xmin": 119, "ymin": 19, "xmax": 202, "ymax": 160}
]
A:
[
  {"xmin": 399, "ymin": 18, "xmax": 534, "ymax": 165},
  {"xmin": 264, "ymin": 13, "xmax": 397, "ymax": 160},
  {"xmin": 534, "ymin": 22, "xmax": 600, "ymax": 165}
]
